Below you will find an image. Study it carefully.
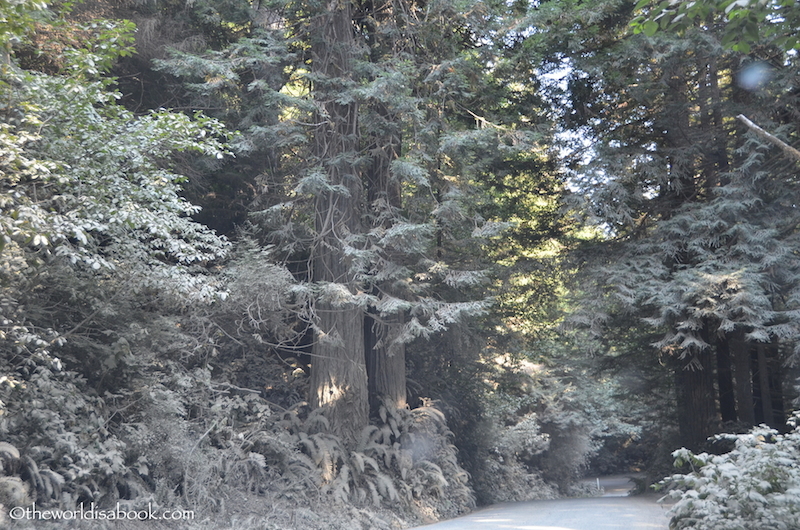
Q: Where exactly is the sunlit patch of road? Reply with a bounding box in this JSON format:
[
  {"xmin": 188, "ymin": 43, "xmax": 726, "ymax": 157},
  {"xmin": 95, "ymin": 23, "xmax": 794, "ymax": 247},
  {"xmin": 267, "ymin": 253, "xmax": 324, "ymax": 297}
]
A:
[{"xmin": 412, "ymin": 476, "xmax": 671, "ymax": 530}]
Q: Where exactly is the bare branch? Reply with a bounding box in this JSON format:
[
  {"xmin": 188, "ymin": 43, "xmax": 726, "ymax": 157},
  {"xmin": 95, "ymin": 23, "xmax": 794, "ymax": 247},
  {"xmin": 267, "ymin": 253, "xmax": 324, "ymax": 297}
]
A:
[{"xmin": 737, "ymin": 114, "xmax": 800, "ymax": 163}]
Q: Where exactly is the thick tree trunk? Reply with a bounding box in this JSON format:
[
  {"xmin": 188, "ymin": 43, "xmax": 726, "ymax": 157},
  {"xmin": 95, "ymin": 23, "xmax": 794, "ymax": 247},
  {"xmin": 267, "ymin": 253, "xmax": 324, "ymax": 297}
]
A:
[
  {"xmin": 674, "ymin": 349, "xmax": 719, "ymax": 450},
  {"xmin": 731, "ymin": 337, "xmax": 755, "ymax": 425},
  {"xmin": 751, "ymin": 349, "xmax": 766, "ymax": 425},
  {"xmin": 753, "ymin": 344, "xmax": 778, "ymax": 427},
  {"xmin": 308, "ymin": 0, "xmax": 369, "ymax": 445},
  {"xmin": 366, "ymin": 314, "xmax": 407, "ymax": 412},
  {"xmin": 767, "ymin": 347, "xmax": 786, "ymax": 428},
  {"xmin": 364, "ymin": 99, "xmax": 407, "ymax": 414},
  {"xmin": 311, "ymin": 299, "xmax": 368, "ymax": 443},
  {"xmin": 715, "ymin": 336, "xmax": 737, "ymax": 423}
]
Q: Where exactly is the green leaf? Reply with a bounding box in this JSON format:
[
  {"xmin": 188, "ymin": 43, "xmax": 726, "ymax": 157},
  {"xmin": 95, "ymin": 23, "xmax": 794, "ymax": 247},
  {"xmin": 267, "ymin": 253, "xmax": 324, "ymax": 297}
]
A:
[
  {"xmin": 732, "ymin": 41, "xmax": 751, "ymax": 53},
  {"xmin": 643, "ymin": 20, "xmax": 660, "ymax": 37}
]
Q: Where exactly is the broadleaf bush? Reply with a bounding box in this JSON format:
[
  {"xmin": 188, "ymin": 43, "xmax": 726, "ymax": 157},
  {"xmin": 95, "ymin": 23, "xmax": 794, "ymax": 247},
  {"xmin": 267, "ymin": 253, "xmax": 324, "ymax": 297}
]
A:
[{"xmin": 660, "ymin": 413, "xmax": 800, "ymax": 530}]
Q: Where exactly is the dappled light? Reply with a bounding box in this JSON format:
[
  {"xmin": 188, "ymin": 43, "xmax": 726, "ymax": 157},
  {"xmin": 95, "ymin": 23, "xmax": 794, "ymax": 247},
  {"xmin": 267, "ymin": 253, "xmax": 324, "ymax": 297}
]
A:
[{"xmin": 2, "ymin": 0, "xmax": 800, "ymax": 529}]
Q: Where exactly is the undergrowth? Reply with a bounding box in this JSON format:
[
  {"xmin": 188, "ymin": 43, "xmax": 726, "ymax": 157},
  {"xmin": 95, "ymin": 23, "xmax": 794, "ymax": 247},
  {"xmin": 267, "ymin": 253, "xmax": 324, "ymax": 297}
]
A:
[
  {"xmin": 659, "ymin": 413, "xmax": 800, "ymax": 530},
  {"xmin": 0, "ymin": 335, "xmax": 474, "ymax": 529}
]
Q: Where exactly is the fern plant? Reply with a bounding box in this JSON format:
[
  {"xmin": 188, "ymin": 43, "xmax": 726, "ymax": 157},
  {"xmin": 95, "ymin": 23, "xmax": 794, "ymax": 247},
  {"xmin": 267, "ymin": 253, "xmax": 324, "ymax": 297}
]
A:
[{"xmin": 276, "ymin": 399, "xmax": 475, "ymax": 517}]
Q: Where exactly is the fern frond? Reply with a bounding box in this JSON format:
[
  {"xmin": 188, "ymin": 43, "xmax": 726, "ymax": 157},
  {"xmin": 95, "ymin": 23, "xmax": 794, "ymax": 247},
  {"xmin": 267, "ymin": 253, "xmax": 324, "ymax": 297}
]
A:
[
  {"xmin": 413, "ymin": 406, "xmax": 447, "ymax": 425},
  {"xmin": 338, "ymin": 465, "xmax": 351, "ymax": 493},
  {"xmin": 388, "ymin": 416, "xmax": 400, "ymax": 438},
  {"xmin": 376, "ymin": 473, "xmax": 399, "ymax": 502},
  {"xmin": 361, "ymin": 442, "xmax": 388, "ymax": 461},
  {"xmin": 305, "ymin": 409, "xmax": 331, "ymax": 434},
  {"xmin": 321, "ymin": 472, "xmax": 349, "ymax": 504},
  {"xmin": 317, "ymin": 437, "xmax": 335, "ymax": 482},
  {"xmin": 367, "ymin": 479, "xmax": 380, "ymax": 505},
  {"xmin": 351, "ymin": 451, "xmax": 366, "ymax": 474},
  {"xmin": 298, "ymin": 436, "xmax": 321, "ymax": 465},
  {"xmin": 358, "ymin": 425, "xmax": 382, "ymax": 449},
  {"xmin": 397, "ymin": 449, "xmax": 413, "ymax": 478},
  {"xmin": 354, "ymin": 486, "xmax": 368, "ymax": 504},
  {"xmin": 378, "ymin": 424, "xmax": 393, "ymax": 445},
  {"xmin": 362, "ymin": 455, "xmax": 381, "ymax": 473}
]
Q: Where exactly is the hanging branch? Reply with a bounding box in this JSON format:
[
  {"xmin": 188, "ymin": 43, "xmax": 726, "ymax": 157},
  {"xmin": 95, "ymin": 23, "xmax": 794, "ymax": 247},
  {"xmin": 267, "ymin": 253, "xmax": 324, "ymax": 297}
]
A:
[{"xmin": 737, "ymin": 114, "xmax": 800, "ymax": 163}]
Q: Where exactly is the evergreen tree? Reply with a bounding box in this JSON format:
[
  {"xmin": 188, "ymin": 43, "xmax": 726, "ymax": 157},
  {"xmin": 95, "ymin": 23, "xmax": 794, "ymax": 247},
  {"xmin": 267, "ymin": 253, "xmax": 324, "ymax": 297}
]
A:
[
  {"xmin": 152, "ymin": 0, "xmax": 546, "ymax": 444},
  {"xmin": 528, "ymin": 0, "xmax": 800, "ymax": 448}
]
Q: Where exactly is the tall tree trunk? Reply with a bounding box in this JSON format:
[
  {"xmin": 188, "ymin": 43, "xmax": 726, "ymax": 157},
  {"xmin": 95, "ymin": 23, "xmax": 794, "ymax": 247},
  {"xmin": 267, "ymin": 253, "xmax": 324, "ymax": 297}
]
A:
[
  {"xmin": 731, "ymin": 337, "xmax": 755, "ymax": 425},
  {"xmin": 715, "ymin": 336, "xmax": 737, "ymax": 422},
  {"xmin": 674, "ymin": 349, "xmax": 719, "ymax": 450},
  {"xmin": 699, "ymin": 55, "xmax": 730, "ymax": 195},
  {"xmin": 364, "ymin": 99, "xmax": 407, "ymax": 413},
  {"xmin": 751, "ymin": 349, "xmax": 765, "ymax": 424},
  {"xmin": 660, "ymin": 63, "xmax": 696, "ymax": 213},
  {"xmin": 755, "ymin": 344, "xmax": 775, "ymax": 426},
  {"xmin": 308, "ymin": 0, "xmax": 369, "ymax": 445},
  {"xmin": 366, "ymin": 314, "xmax": 406, "ymax": 412},
  {"xmin": 767, "ymin": 346, "xmax": 786, "ymax": 428}
]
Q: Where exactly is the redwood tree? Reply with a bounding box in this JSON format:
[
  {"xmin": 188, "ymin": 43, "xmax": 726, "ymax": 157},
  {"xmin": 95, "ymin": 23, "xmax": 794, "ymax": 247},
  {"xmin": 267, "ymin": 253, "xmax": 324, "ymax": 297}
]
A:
[
  {"xmin": 304, "ymin": 0, "xmax": 371, "ymax": 440},
  {"xmin": 528, "ymin": 0, "xmax": 800, "ymax": 448}
]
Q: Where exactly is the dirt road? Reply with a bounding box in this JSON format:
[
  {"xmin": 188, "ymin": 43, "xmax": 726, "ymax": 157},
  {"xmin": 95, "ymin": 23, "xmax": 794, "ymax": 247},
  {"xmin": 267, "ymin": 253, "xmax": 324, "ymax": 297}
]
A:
[{"xmin": 412, "ymin": 477, "xmax": 671, "ymax": 530}]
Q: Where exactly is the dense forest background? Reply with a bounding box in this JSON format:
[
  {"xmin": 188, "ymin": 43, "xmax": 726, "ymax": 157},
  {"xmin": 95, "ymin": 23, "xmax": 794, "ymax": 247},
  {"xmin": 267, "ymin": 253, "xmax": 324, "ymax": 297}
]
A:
[{"xmin": 1, "ymin": 0, "xmax": 799, "ymax": 528}]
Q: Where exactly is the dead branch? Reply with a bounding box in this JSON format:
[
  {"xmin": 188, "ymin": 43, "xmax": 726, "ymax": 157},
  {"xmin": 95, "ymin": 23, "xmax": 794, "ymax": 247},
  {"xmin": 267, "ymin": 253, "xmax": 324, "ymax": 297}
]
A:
[{"xmin": 736, "ymin": 114, "xmax": 800, "ymax": 163}]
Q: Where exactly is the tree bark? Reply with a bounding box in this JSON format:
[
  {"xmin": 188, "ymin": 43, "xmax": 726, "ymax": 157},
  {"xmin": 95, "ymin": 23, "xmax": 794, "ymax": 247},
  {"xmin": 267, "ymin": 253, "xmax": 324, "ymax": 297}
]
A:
[
  {"xmin": 715, "ymin": 336, "xmax": 737, "ymax": 423},
  {"xmin": 364, "ymin": 98, "xmax": 407, "ymax": 414},
  {"xmin": 755, "ymin": 344, "xmax": 774, "ymax": 426},
  {"xmin": 366, "ymin": 314, "xmax": 407, "ymax": 412},
  {"xmin": 730, "ymin": 337, "xmax": 755, "ymax": 426},
  {"xmin": 308, "ymin": 0, "xmax": 369, "ymax": 445},
  {"xmin": 674, "ymin": 349, "xmax": 719, "ymax": 450},
  {"xmin": 767, "ymin": 346, "xmax": 786, "ymax": 428}
]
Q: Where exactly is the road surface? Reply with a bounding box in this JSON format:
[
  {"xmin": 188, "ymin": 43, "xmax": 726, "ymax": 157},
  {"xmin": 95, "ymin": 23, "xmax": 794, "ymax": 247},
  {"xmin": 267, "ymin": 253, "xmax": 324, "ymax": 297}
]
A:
[{"xmin": 412, "ymin": 476, "xmax": 672, "ymax": 530}]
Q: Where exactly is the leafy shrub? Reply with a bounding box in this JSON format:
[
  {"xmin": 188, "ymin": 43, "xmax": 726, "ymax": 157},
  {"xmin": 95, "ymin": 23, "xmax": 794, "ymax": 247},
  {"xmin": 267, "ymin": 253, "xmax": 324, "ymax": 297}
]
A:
[
  {"xmin": 0, "ymin": 354, "xmax": 142, "ymax": 510},
  {"xmin": 473, "ymin": 354, "xmax": 614, "ymax": 501},
  {"xmin": 475, "ymin": 393, "xmax": 559, "ymax": 503},
  {"xmin": 660, "ymin": 413, "xmax": 800, "ymax": 530}
]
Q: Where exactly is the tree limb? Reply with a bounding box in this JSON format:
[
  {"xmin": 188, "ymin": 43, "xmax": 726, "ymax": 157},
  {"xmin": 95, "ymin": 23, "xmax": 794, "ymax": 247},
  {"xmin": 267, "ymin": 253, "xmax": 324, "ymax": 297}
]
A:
[{"xmin": 736, "ymin": 114, "xmax": 800, "ymax": 163}]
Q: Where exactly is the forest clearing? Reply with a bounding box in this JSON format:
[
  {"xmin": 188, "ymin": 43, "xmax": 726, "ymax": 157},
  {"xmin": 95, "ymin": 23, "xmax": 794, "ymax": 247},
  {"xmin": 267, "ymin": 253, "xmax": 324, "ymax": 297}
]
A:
[{"xmin": 1, "ymin": 1, "xmax": 800, "ymax": 529}]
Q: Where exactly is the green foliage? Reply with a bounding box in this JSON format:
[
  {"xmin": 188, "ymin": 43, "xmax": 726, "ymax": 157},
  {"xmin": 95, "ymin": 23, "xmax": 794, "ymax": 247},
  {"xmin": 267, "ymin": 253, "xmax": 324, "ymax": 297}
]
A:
[
  {"xmin": 0, "ymin": 4, "xmax": 266, "ymax": 526},
  {"xmin": 63, "ymin": 19, "xmax": 138, "ymax": 78},
  {"xmin": 469, "ymin": 348, "xmax": 646, "ymax": 501},
  {"xmin": 0, "ymin": 53, "xmax": 231, "ymax": 311},
  {"xmin": 660, "ymin": 414, "xmax": 800, "ymax": 529},
  {"xmin": 0, "ymin": 1, "xmax": 694, "ymax": 527},
  {"xmin": 0, "ymin": 0, "xmax": 48, "ymax": 60},
  {"xmin": 278, "ymin": 400, "xmax": 475, "ymax": 518},
  {"xmin": 631, "ymin": 0, "xmax": 800, "ymax": 53},
  {"xmin": 156, "ymin": 0, "xmax": 537, "ymax": 345},
  {"xmin": 536, "ymin": 0, "xmax": 800, "ymax": 454},
  {"xmin": 0, "ymin": 358, "xmax": 136, "ymax": 509},
  {"xmin": 596, "ymin": 151, "xmax": 800, "ymax": 355}
]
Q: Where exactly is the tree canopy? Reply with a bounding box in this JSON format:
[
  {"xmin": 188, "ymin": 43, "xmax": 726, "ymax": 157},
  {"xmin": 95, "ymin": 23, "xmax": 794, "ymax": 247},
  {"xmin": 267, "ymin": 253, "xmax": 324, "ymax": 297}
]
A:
[{"xmin": 2, "ymin": 0, "xmax": 800, "ymax": 528}]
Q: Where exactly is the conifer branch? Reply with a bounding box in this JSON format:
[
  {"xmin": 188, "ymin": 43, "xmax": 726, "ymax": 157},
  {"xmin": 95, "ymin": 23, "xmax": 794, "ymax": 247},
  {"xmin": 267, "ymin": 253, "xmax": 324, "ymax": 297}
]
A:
[{"xmin": 736, "ymin": 114, "xmax": 800, "ymax": 163}]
